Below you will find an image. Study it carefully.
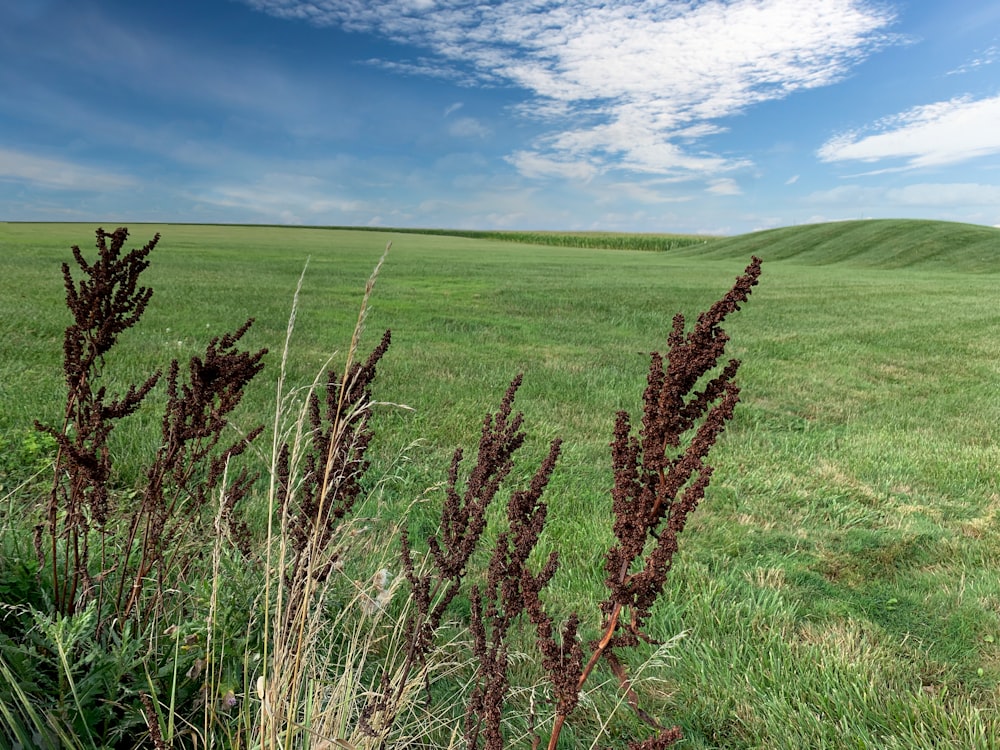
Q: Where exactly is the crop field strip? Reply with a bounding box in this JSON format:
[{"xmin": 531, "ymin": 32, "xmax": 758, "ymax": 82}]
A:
[{"xmin": 1, "ymin": 220, "xmax": 998, "ymax": 748}]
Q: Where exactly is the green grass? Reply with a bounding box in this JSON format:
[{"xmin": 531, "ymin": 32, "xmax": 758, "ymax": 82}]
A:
[
  {"xmin": 2, "ymin": 219, "xmax": 999, "ymax": 748},
  {"xmin": 671, "ymin": 218, "xmax": 1000, "ymax": 273},
  {"xmin": 312, "ymin": 225, "xmax": 715, "ymax": 252}
]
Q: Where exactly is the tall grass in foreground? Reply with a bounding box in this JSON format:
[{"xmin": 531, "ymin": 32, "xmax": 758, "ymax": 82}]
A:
[{"xmin": 0, "ymin": 227, "xmax": 761, "ymax": 748}]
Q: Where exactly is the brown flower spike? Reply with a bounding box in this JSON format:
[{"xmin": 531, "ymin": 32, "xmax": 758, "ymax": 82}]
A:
[{"xmin": 542, "ymin": 256, "xmax": 762, "ymax": 749}]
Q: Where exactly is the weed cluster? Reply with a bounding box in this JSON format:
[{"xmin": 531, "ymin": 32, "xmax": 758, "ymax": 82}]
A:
[{"xmin": 0, "ymin": 227, "xmax": 760, "ymax": 748}]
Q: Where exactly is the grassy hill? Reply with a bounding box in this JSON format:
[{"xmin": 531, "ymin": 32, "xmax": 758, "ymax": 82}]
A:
[
  {"xmin": 670, "ymin": 219, "xmax": 1000, "ymax": 273},
  {"xmin": 1, "ymin": 221, "xmax": 998, "ymax": 748},
  {"xmin": 330, "ymin": 218, "xmax": 1000, "ymax": 273},
  {"xmin": 10, "ymin": 218, "xmax": 998, "ymax": 271}
]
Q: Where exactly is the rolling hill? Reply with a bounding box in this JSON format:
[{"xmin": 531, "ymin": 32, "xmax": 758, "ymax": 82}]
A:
[{"xmin": 671, "ymin": 219, "xmax": 1000, "ymax": 273}]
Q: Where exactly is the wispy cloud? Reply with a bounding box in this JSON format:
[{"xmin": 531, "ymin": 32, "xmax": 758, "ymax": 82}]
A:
[
  {"xmin": 947, "ymin": 44, "xmax": 999, "ymax": 75},
  {"xmin": 805, "ymin": 181, "xmax": 1000, "ymax": 208},
  {"xmin": 360, "ymin": 56, "xmax": 481, "ymax": 84},
  {"xmin": 887, "ymin": 182, "xmax": 1000, "ymax": 207},
  {"xmin": 601, "ymin": 180, "xmax": 694, "ymax": 205},
  {"xmin": 818, "ymin": 94, "xmax": 1000, "ymax": 169},
  {"xmin": 194, "ymin": 173, "xmax": 373, "ymax": 224},
  {"xmin": 448, "ymin": 117, "xmax": 491, "ymax": 139},
  {"xmin": 707, "ymin": 178, "xmax": 742, "ymax": 196},
  {"xmin": 241, "ymin": 0, "xmax": 896, "ymax": 178},
  {"xmin": 505, "ymin": 151, "xmax": 598, "ymax": 182},
  {"xmin": 0, "ymin": 148, "xmax": 136, "ymax": 191}
]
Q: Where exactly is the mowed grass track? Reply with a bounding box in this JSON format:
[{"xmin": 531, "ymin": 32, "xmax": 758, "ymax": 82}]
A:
[{"xmin": 2, "ymin": 220, "xmax": 999, "ymax": 748}]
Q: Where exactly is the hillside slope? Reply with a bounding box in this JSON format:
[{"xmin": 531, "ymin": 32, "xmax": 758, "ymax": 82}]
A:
[{"xmin": 675, "ymin": 219, "xmax": 1000, "ymax": 273}]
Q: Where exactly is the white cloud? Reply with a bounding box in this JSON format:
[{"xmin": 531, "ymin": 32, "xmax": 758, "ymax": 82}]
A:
[
  {"xmin": 785, "ymin": 174, "xmax": 800, "ymax": 185},
  {"xmin": 804, "ymin": 184, "xmax": 885, "ymax": 205},
  {"xmin": 443, "ymin": 102, "xmax": 464, "ymax": 117},
  {"xmin": 505, "ymin": 151, "xmax": 598, "ymax": 182},
  {"xmin": 804, "ymin": 181, "xmax": 1000, "ymax": 210},
  {"xmin": 948, "ymin": 44, "xmax": 999, "ymax": 75},
  {"xmin": 0, "ymin": 148, "xmax": 136, "ymax": 191},
  {"xmin": 818, "ymin": 95, "xmax": 1000, "ymax": 169},
  {"xmin": 448, "ymin": 116, "xmax": 491, "ymax": 139},
  {"xmin": 241, "ymin": 0, "xmax": 895, "ymax": 178},
  {"xmin": 601, "ymin": 180, "xmax": 693, "ymax": 205},
  {"xmin": 707, "ymin": 178, "xmax": 742, "ymax": 196},
  {"xmin": 887, "ymin": 182, "xmax": 1000, "ymax": 207},
  {"xmin": 360, "ymin": 56, "xmax": 480, "ymax": 84},
  {"xmin": 195, "ymin": 173, "xmax": 371, "ymax": 222}
]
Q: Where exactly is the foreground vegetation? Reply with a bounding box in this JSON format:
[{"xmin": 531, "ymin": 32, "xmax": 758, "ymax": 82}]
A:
[{"xmin": 1, "ymin": 221, "xmax": 998, "ymax": 748}]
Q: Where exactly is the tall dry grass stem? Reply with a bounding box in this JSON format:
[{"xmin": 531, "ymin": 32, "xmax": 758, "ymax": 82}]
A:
[{"xmin": 256, "ymin": 243, "xmax": 404, "ymax": 750}]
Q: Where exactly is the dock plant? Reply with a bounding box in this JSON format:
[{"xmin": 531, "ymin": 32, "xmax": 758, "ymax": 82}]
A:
[{"xmin": 0, "ymin": 226, "xmax": 760, "ymax": 749}]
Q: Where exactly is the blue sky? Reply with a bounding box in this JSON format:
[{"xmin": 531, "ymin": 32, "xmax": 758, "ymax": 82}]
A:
[{"xmin": 2, "ymin": 0, "xmax": 999, "ymax": 234}]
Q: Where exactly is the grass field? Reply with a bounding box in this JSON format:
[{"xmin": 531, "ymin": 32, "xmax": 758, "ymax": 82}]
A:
[{"xmin": 1, "ymin": 220, "xmax": 999, "ymax": 748}]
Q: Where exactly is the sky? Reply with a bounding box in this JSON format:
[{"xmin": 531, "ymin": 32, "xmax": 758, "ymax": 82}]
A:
[{"xmin": 1, "ymin": 0, "xmax": 999, "ymax": 235}]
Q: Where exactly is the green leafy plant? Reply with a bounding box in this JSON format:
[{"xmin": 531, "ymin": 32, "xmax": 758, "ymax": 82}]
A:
[{"xmin": 0, "ymin": 430, "xmax": 57, "ymax": 489}]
